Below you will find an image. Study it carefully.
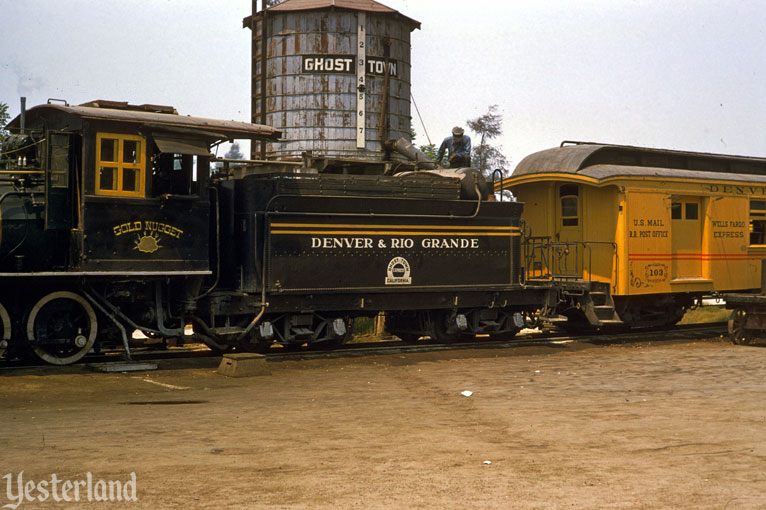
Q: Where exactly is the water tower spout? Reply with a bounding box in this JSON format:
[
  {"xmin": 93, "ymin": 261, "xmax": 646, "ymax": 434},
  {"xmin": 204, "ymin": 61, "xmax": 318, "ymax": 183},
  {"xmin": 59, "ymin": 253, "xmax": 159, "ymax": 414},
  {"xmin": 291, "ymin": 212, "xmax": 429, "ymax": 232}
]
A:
[{"xmin": 388, "ymin": 137, "xmax": 436, "ymax": 170}]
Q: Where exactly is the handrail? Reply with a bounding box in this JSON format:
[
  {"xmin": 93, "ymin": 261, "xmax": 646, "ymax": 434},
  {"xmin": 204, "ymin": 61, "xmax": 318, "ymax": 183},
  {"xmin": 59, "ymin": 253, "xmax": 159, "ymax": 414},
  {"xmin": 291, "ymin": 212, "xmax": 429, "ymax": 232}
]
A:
[
  {"xmin": 523, "ymin": 237, "xmax": 617, "ymax": 283},
  {"xmin": 491, "ymin": 169, "xmax": 504, "ymax": 201},
  {"xmin": 261, "ymin": 184, "xmax": 485, "ymax": 221}
]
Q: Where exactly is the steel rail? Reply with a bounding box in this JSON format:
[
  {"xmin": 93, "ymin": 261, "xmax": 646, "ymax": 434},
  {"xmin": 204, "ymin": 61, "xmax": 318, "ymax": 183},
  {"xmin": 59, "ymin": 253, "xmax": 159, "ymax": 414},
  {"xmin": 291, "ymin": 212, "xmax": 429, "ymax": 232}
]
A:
[{"xmin": 0, "ymin": 322, "xmax": 729, "ymax": 371}]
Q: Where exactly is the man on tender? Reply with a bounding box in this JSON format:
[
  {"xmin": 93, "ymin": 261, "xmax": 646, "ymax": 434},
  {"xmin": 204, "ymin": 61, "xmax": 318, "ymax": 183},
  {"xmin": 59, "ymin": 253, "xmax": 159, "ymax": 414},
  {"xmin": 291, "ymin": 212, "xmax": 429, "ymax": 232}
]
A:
[{"xmin": 436, "ymin": 126, "xmax": 472, "ymax": 167}]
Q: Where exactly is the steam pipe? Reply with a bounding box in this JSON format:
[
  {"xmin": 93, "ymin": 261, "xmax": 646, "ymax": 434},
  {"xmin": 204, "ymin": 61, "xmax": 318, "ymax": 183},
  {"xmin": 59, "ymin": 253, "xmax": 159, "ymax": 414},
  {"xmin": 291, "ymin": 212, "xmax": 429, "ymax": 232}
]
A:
[
  {"xmin": 19, "ymin": 97, "xmax": 26, "ymax": 134},
  {"xmin": 155, "ymin": 281, "xmax": 184, "ymax": 337}
]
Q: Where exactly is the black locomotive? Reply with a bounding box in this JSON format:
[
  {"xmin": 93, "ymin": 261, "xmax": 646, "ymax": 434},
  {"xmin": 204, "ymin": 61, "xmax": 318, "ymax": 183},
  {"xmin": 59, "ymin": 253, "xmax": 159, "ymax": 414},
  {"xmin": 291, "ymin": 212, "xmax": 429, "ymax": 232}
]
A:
[{"xmin": 0, "ymin": 100, "xmax": 560, "ymax": 364}]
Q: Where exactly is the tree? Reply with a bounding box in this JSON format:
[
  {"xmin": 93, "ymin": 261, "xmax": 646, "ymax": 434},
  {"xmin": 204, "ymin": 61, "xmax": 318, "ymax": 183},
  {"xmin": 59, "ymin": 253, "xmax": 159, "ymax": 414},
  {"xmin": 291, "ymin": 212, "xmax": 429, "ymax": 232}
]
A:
[
  {"xmin": 467, "ymin": 105, "xmax": 509, "ymax": 179},
  {"xmin": 214, "ymin": 142, "xmax": 245, "ymax": 173},
  {"xmin": 0, "ymin": 101, "xmax": 10, "ymax": 140},
  {"xmin": 419, "ymin": 143, "xmax": 438, "ymax": 161},
  {"xmin": 224, "ymin": 142, "xmax": 244, "ymax": 160}
]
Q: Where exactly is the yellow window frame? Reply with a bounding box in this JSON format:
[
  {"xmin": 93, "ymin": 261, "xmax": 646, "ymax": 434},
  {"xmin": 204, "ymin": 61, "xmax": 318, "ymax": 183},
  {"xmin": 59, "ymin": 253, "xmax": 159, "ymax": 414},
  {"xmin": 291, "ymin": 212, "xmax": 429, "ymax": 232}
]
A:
[{"xmin": 95, "ymin": 132, "xmax": 145, "ymax": 197}]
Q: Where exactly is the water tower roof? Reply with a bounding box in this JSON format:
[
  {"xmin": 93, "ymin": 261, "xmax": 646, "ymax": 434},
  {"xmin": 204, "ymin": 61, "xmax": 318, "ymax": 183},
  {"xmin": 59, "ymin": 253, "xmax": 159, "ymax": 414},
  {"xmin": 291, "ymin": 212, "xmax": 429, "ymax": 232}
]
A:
[{"xmin": 244, "ymin": 0, "xmax": 420, "ymax": 30}]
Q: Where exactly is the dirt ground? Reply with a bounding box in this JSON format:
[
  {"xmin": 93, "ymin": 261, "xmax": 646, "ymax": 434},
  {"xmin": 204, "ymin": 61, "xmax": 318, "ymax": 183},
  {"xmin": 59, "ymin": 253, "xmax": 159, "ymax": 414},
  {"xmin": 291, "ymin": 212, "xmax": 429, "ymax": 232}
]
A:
[{"xmin": 1, "ymin": 337, "xmax": 764, "ymax": 510}]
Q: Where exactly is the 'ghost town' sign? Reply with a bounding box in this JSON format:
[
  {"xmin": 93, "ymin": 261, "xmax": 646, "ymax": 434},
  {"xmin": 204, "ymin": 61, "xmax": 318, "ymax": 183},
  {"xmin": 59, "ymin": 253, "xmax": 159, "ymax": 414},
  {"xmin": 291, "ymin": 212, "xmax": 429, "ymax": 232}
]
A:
[{"xmin": 301, "ymin": 55, "xmax": 398, "ymax": 77}]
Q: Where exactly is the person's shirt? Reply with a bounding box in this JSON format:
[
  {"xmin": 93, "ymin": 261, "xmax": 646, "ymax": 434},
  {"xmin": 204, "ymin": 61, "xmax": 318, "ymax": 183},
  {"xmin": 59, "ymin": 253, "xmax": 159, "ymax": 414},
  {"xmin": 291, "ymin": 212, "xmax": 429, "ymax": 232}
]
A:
[{"xmin": 436, "ymin": 135, "xmax": 472, "ymax": 163}]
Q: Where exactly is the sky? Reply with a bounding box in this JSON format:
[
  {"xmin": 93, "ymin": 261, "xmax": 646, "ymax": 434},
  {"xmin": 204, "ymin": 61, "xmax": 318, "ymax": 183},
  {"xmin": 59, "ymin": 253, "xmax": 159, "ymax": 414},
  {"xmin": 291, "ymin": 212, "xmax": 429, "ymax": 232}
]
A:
[{"xmin": 2, "ymin": 0, "xmax": 766, "ymax": 170}]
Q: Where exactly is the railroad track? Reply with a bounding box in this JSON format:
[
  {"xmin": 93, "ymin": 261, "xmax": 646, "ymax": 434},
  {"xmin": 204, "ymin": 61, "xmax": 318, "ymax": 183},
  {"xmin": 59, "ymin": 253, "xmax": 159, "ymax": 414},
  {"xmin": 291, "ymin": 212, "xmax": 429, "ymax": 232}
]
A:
[
  {"xmin": 0, "ymin": 322, "xmax": 730, "ymax": 371},
  {"xmin": 266, "ymin": 322, "xmax": 729, "ymax": 361}
]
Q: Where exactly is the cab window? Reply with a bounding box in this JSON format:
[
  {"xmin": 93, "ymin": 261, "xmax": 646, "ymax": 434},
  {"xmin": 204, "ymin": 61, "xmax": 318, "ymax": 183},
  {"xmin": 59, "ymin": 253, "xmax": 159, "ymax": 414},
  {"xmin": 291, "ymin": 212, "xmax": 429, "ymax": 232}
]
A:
[
  {"xmin": 95, "ymin": 133, "xmax": 145, "ymax": 197},
  {"xmin": 152, "ymin": 153, "xmax": 194, "ymax": 196},
  {"xmin": 150, "ymin": 136, "xmax": 210, "ymax": 197}
]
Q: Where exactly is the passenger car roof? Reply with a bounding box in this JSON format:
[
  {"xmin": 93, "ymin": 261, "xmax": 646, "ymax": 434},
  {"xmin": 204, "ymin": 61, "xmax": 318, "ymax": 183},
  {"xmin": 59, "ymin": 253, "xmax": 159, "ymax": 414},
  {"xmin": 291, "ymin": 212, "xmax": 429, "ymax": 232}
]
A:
[{"xmin": 511, "ymin": 142, "xmax": 766, "ymax": 184}]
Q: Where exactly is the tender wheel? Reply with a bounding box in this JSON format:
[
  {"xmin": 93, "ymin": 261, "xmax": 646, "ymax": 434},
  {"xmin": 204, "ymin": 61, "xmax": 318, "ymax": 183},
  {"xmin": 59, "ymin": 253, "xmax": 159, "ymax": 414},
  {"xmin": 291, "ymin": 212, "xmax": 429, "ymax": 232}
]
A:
[
  {"xmin": 429, "ymin": 311, "xmax": 472, "ymax": 343},
  {"xmin": 25, "ymin": 291, "xmax": 98, "ymax": 365},
  {"xmin": 315, "ymin": 318, "xmax": 354, "ymax": 350},
  {"xmin": 728, "ymin": 309, "xmax": 754, "ymax": 345},
  {"xmin": 236, "ymin": 319, "xmax": 277, "ymax": 354}
]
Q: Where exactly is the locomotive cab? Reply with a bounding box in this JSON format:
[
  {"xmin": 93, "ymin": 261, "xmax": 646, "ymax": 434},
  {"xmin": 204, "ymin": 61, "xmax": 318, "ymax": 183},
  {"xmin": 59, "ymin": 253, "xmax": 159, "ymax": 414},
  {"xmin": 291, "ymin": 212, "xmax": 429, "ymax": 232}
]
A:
[
  {"xmin": 2, "ymin": 101, "xmax": 216, "ymax": 273},
  {"xmin": 79, "ymin": 122, "xmax": 212, "ymax": 275},
  {"xmin": 0, "ymin": 100, "xmax": 280, "ymax": 364}
]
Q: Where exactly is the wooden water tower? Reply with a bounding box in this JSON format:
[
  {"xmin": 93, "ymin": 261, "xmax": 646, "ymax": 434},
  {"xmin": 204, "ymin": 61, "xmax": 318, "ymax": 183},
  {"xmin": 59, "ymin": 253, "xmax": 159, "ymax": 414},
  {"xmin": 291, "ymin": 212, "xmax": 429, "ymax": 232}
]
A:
[{"xmin": 244, "ymin": 0, "xmax": 420, "ymax": 170}]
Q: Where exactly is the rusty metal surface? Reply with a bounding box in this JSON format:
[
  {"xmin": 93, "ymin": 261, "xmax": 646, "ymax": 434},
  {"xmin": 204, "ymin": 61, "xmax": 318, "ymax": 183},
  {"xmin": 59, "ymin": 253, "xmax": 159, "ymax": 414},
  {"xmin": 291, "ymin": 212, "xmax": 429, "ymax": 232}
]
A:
[
  {"xmin": 249, "ymin": 7, "xmax": 415, "ymax": 161},
  {"xmin": 7, "ymin": 103, "xmax": 281, "ymax": 141}
]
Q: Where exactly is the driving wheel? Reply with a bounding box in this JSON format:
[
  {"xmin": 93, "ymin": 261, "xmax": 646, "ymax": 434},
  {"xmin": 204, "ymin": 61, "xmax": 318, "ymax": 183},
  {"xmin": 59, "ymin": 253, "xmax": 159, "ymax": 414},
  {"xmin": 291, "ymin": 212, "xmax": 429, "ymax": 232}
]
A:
[{"xmin": 25, "ymin": 291, "xmax": 98, "ymax": 365}]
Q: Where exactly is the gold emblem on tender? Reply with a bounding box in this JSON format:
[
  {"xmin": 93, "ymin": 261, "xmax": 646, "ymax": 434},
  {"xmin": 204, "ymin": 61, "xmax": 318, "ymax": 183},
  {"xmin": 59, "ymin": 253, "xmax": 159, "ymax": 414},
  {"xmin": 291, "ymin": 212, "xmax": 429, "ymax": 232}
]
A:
[{"xmin": 134, "ymin": 233, "xmax": 161, "ymax": 253}]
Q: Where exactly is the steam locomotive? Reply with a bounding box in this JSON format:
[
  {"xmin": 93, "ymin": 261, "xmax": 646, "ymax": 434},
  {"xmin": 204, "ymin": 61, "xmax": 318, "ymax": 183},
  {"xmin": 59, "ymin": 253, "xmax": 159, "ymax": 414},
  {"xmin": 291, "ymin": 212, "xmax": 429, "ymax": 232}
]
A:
[{"xmin": 0, "ymin": 100, "xmax": 567, "ymax": 365}]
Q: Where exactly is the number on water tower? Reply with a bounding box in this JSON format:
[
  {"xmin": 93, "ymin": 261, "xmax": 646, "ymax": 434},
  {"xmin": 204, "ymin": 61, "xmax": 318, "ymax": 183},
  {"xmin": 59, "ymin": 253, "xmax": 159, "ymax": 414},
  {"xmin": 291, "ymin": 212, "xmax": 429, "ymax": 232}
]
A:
[{"xmin": 356, "ymin": 11, "xmax": 366, "ymax": 149}]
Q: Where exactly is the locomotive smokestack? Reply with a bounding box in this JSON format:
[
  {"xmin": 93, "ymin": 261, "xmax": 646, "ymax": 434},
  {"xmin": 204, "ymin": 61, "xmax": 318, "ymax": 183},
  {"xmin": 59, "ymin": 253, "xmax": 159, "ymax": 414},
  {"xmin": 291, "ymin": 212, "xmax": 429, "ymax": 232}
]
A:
[{"xmin": 20, "ymin": 97, "xmax": 26, "ymax": 134}]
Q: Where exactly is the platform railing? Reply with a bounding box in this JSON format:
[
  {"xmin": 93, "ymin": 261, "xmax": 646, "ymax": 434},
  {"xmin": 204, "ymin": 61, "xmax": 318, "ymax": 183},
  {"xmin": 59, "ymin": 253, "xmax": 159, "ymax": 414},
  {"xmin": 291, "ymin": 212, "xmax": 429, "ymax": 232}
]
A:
[{"xmin": 523, "ymin": 236, "xmax": 617, "ymax": 283}]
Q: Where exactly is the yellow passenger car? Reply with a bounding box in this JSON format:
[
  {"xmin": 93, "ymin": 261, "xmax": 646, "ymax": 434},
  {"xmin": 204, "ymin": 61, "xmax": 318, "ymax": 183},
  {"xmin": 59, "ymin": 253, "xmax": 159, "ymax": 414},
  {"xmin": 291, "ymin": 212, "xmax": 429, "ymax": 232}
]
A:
[{"xmin": 502, "ymin": 142, "xmax": 766, "ymax": 327}]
